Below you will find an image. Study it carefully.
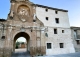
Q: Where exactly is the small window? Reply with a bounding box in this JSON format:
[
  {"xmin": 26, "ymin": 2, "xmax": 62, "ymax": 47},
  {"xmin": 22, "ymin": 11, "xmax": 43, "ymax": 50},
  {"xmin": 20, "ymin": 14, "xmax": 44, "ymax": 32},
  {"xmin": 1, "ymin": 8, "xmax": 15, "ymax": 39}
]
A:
[
  {"xmin": 47, "ymin": 43, "xmax": 51, "ymax": 49},
  {"xmin": 54, "ymin": 29, "xmax": 57, "ymax": 34},
  {"xmin": 46, "ymin": 17, "xmax": 48, "ymax": 20},
  {"xmin": 62, "ymin": 30, "xmax": 64, "ymax": 33},
  {"xmin": 1, "ymin": 36, "xmax": 5, "ymax": 39},
  {"xmin": 45, "ymin": 8, "xmax": 48, "ymax": 12},
  {"xmin": 55, "ymin": 18, "xmax": 59, "ymax": 23},
  {"xmin": 74, "ymin": 30, "xmax": 77, "ymax": 37},
  {"xmin": 55, "ymin": 11, "xmax": 58, "ymax": 14},
  {"xmin": 33, "ymin": 20, "xmax": 36, "ymax": 22},
  {"xmin": 59, "ymin": 43, "xmax": 64, "ymax": 48},
  {"xmin": 76, "ymin": 40, "xmax": 80, "ymax": 44},
  {"xmin": 45, "ymin": 33, "xmax": 48, "ymax": 37}
]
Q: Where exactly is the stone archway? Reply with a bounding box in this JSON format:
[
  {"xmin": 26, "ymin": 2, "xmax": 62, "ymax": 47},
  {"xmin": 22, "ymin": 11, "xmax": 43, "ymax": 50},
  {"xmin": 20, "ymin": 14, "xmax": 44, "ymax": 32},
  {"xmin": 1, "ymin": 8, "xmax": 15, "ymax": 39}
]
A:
[{"xmin": 13, "ymin": 32, "xmax": 30, "ymax": 52}]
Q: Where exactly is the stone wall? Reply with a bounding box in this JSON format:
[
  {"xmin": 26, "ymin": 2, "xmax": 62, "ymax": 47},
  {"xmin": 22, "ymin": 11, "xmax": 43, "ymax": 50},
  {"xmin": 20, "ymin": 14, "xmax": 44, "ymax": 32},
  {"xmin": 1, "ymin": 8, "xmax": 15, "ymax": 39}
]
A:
[{"xmin": 0, "ymin": 48, "xmax": 12, "ymax": 57}]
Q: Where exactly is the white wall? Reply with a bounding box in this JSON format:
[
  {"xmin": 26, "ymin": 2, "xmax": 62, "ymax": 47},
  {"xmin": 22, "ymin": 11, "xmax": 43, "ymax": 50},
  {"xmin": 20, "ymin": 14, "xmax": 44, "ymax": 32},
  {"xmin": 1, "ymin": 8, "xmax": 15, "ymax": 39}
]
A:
[
  {"xmin": 46, "ymin": 27, "xmax": 75, "ymax": 55},
  {"xmin": 36, "ymin": 7, "xmax": 70, "ymax": 28},
  {"xmin": 36, "ymin": 6, "xmax": 75, "ymax": 55}
]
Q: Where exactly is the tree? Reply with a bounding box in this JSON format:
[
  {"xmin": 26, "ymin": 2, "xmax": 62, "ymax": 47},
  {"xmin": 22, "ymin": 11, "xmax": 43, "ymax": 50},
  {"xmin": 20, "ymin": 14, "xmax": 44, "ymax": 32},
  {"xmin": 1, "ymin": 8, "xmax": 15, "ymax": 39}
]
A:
[{"xmin": 16, "ymin": 41, "xmax": 20, "ymax": 49}]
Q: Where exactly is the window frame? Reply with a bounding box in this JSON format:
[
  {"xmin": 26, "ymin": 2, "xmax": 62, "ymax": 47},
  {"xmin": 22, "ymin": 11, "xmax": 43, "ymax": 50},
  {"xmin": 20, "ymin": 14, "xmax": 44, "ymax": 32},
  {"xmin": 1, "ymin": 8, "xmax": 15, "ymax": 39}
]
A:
[
  {"xmin": 46, "ymin": 17, "xmax": 49, "ymax": 21},
  {"xmin": 59, "ymin": 43, "xmax": 64, "ymax": 48},
  {"xmin": 55, "ymin": 18, "xmax": 59, "ymax": 23},
  {"xmin": 62, "ymin": 30, "xmax": 64, "ymax": 33},
  {"xmin": 55, "ymin": 11, "xmax": 58, "ymax": 14},
  {"xmin": 54, "ymin": 29, "xmax": 57, "ymax": 34},
  {"xmin": 45, "ymin": 8, "xmax": 48, "ymax": 12},
  {"xmin": 76, "ymin": 40, "xmax": 80, "ymax": 45},
  {"xmin": 47, "ymin": 43, "xmax": 52, "ymax": 49}
]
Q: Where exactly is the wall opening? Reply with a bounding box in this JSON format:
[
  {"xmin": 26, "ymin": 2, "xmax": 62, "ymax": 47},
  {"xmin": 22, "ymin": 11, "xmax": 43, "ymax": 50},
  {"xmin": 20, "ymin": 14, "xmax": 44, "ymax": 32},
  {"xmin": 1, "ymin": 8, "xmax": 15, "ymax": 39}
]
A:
[
  {"xmin": 13, "ymin": 32, "xmax": 30, "ymax": 53},
  {"xmin": 15, "ymin": 37, "xmax": 27, "ymax": 52}
]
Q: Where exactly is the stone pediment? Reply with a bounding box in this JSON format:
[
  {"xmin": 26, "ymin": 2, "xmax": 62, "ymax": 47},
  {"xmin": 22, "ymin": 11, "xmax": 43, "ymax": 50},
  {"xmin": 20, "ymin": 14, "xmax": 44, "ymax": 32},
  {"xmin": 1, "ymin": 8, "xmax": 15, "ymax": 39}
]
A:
[{"xmin": 8, "ymin": 0, "xmax": 35, "ymax": 23}]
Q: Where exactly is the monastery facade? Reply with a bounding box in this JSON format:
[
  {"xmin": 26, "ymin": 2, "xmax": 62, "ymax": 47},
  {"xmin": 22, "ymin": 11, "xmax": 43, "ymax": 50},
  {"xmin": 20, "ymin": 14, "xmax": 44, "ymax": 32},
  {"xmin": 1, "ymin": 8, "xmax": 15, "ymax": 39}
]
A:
[{"xmin": 0, "ymin": 0, "xmax": 76, "ymax": 56}]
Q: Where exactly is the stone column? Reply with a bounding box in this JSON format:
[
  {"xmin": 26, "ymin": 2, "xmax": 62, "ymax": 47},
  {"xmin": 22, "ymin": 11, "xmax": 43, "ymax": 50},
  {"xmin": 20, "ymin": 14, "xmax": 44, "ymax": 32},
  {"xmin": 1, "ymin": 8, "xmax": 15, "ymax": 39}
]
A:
[
  {"xmin": 36, "ymin": 30, "xmax": 41, "ymax": 55},
  {"xmin": 30, "ymin": 29, "xmax": 37, "ymax": 56},
  {"xmin": 41, "ymin": 30, "xmax": 46, "ymax": 55}
]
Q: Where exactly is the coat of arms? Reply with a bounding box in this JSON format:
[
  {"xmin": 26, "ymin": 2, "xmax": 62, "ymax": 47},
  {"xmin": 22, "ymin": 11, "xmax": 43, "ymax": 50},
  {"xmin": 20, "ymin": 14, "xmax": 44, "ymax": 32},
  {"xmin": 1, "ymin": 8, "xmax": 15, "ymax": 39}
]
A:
[{"xmin": 17, "ymin": 5, "xmax": 30, "ymax": 22}]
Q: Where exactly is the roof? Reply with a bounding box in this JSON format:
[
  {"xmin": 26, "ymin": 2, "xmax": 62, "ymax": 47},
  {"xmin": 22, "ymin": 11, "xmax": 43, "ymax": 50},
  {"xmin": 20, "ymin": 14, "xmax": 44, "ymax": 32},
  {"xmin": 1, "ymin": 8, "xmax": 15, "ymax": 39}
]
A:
[
  {"xmin": 71, "ymin": 27, "xmax": 80, "ymax": 30},
  {"xmin": 35, "ymin": 4, "xmax": 68, "ymax": 12},
  {"xmin": 0, "ymin": 19, "xmax": 6, "ymax": 22}
]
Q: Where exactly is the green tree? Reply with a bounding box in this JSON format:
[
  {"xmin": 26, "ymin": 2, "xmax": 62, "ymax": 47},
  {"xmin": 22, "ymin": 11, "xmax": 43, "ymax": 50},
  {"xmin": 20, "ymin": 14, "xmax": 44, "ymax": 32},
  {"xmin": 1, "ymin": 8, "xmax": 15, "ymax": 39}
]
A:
[{"xmin": 16, "ymin": 41, "xmax": 20, "ymax": 49}]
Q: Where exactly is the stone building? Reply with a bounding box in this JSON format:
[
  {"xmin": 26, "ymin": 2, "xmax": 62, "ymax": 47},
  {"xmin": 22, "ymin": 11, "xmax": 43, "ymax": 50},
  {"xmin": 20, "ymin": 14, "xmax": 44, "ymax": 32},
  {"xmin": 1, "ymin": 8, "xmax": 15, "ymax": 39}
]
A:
[
  {"xmin": 0, "ymin": 0, "xmax": 75, "ymax": 56},
  {"xmin": 71, "ymin": 27, "xmax": 80, "ymax": 52}
]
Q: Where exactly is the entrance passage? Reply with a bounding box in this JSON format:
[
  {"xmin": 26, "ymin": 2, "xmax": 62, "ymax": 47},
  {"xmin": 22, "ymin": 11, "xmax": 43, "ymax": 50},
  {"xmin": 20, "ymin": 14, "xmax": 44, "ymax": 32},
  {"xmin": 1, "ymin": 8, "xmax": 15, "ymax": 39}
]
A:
[
  {"xmin": 15, "ymin": 37, "xmax": 26, "ymax": 52},
  {"xmin": 13, "ymin": 32, "xmax": 30, "ymax": 53}
]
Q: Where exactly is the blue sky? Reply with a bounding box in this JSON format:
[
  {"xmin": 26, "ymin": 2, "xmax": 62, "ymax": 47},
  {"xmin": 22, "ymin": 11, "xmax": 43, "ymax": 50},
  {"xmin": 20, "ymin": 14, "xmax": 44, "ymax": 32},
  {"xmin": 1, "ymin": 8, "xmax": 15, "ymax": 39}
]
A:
[{"xmin": 0, "ymin": 0, "xmax": 80, "ymax": 27}]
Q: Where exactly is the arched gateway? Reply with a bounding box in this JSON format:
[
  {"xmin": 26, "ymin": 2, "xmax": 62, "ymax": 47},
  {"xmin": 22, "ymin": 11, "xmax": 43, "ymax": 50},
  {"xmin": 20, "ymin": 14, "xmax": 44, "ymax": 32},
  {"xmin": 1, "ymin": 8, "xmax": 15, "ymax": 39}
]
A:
[
  {"xmin": 0, "ymin": 0, "xmax": 46, "ymax": 56},
  {"xmin": 13, "ymin": 32, "xmax": 30, "ymax": 52}
]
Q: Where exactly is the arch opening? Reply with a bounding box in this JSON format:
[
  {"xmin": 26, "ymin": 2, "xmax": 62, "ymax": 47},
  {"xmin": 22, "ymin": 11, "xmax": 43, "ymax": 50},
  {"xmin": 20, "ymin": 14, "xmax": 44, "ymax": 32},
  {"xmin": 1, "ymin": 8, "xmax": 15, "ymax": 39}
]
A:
[{"xmin": 13, "ymin": 32, "xmax": 30, "ymax": 53}]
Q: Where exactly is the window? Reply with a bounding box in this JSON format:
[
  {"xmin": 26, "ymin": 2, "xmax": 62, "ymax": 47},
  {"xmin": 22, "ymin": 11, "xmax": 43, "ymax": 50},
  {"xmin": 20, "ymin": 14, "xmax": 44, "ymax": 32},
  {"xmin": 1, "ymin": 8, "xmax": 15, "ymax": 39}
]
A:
[
  {"xmin": 62, "ymin": 30, "xmax": 64, "ymax": 33},
  {"xmin": 46, "ymin": 17, "xmax": 48, "ymax": 20},
  {"xmin": 59, "ymin": 43, "xmax": 64, "ymax": 48},
  {"xmin": 47, "ymin": 43, "xmax": 51, "ymax": 49},
  {"xmin": 33, "ymin": 20, "xmax": 36, "ymax": 22},
  {"xmin": 55, "ymin": 11, "xmax": 58, "ymax": 14},
  {"xmin": 55, "ymin": 18, "xmax": 59, "ymax": 23},
  {"xmin": 1, "ymin": 36, "xmax": 5, "ymax": 39},
  {"xmin": 45, "ymin": 33, "xmax": 48, "ymax": 37},
  {"xmin": 45, "ymin": 8, "xmax": 48, "ymax": 12},
  {"xmin": 54, "ymin": 29, "xmax": 57, "ymax": 34},
  {"xmin": 76, "ymin": 40, "xmax": 80, "ymax": 44},
  {"xmin": 74, "ymin": 30, "xmax": 77, "ymax": 38}
]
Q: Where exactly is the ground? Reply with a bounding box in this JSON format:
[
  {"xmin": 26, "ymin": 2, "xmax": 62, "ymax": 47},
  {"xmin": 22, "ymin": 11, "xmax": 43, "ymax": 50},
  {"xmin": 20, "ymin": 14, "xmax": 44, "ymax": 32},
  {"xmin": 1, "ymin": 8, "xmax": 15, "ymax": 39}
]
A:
[
  {"xmin": 36, "ymin": 52, "xmax": 80, "ymax": 57},
  {"xmin": 12, "ymin": 48, "xmax": 80, "ymax": 57}
]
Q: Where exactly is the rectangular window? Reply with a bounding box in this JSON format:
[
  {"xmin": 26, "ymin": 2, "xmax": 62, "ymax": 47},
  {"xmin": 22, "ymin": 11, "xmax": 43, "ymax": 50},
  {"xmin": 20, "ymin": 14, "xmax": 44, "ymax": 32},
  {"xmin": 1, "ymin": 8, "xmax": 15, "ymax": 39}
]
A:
[
  {"xmin": 47, "ymin": 43, "xmax": 51, "ymax": 49},
  {"xmin": 55, "ymin": 11, "xmax": 58, "ymax": 14},
  {"xmin": 45, "ymin": 33, "xmax": 48, "ymax": 37},
  {"xmin": 55, "ymin": 18, "xmax": 59, "ymax": 23},
  {"xmin": 74, "ymin": 30, "xmax": 77, "ymax": 38},
  {"xmin": 45, "ymin": 8, "xmax": 48, "ymax": 12},
  {"xmin": 54, "ymin": 29, "xmax": 57, "ymax": 34},
  {"xmin": 76, "ymin": 40, "xmax": 80, "ymax": 44},
  {"xmin": 46, "ymin": 17, "xmax": 49, "ymax": 21},
  {"xmin": 62, "ymin": 30, "xmax": 64, "ymax": 33},
  {"xmin": 59, "ymin": 43, "xmax": 64, "ymax": 48}
]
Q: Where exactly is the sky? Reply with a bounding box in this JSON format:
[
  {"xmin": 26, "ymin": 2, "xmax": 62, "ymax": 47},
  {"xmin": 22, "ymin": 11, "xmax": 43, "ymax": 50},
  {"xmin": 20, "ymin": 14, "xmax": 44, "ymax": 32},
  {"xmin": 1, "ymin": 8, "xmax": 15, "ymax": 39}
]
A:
[
  {"xmin": 16, "ymin": 37, "xmax": 26, "ymax": 42},
  {"xmin": 0, "ymin": 0, "xmax": 80, "ymax": 27},
  {"xmin": 0, "ymin": 0, "xmax": 80, "ymax": 41}
]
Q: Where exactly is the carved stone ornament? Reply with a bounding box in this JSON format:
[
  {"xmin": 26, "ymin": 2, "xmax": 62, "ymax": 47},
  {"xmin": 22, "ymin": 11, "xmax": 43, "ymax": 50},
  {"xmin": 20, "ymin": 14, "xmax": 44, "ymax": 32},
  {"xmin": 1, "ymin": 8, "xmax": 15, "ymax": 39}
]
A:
[
  {"xmin": 10, "ymin": 11, "xmax": 14, "ymax": 19},
  {"xmin": 17, "ymin": 5, "xmax": 30, "ymax": 22}
]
